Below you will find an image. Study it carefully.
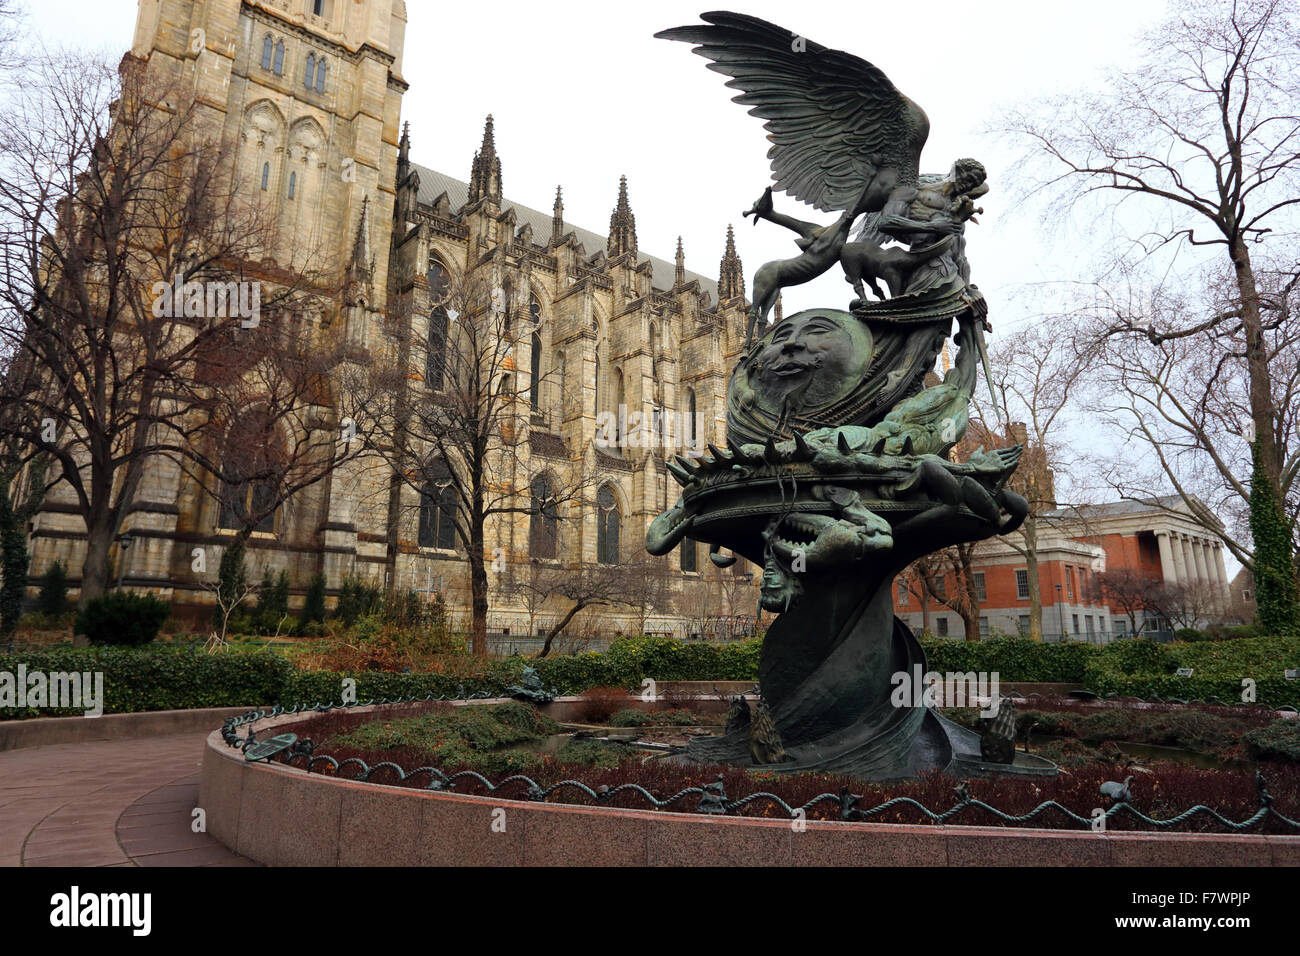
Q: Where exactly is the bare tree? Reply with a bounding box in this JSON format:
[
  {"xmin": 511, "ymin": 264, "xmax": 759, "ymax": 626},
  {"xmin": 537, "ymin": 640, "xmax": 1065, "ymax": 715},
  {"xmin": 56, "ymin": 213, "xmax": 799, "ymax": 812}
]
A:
[
  {"xmin": 1145, "ymin": 581, "xmax": 1223, "ymax": 631},
  {"xmin": 1097, "ymin": 567, "xmax": 1163, "ymax": 635},
  {"xmin": 351, "ymin": 271, "xmax": 597, "ymax": 655},
  {"xmin": 512, "ymin": 558, "xmax": 556, "ymax": 640},
  {"xmin": 203, "ymin": 572, "xmax": 259, "ymax": 652},
  {"xmin": 0, "ymin": 1, "xmax": 22, "ymax": 64},
  {"xmin": 622, "ymin": 553, "xmax": 676, "ymax": 637},
  {"xmin": 175, "ymin": 309, "xmax": 368, "ymax": 546},
  {"xmin": 677, "ymin": 561, "xmax": 759, "ymax": 641},
  {"xmin": 518, "ymin": 562, "xmax": 643, "ymax": 659},
  {"xmin": 898, "ymin": 563, "xmax": 934, "ymax": 635},
  {"xmin": 0, "ymin": 52, "xmax": 329, "ymax": 606},
  {"xmin": 967, "ymin": 322, "xmax": 1093, "ymax": 640},
  {"xmin": 1070, "ymin": 273, "xmax": 1297, "ymax": 569},
  {"xmin": 1001, "ymin": 0, "xmax": 1300, "ymax": 627},
  {"xmin": 914, "ymin": 543, "xmax": 983, "ymax": 642}
]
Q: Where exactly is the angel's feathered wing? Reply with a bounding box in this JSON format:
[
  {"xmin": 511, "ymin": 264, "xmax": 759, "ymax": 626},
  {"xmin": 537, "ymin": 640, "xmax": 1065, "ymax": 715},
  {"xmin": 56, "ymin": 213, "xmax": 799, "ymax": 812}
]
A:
[{"xmin": 657, "ymin": 11, "xmax": 929, "ymax": 214}]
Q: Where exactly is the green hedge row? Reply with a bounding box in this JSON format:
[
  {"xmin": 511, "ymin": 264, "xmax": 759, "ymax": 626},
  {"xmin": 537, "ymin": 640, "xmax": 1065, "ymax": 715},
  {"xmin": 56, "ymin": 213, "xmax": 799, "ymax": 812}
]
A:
[
  {"xmin": 3, "ymin": 633, "xmax": 1295, "ymax": 719},
  {"xmin": 920, "ymin": 636, "xmax": 1100, "ymax": 682},
  {"xmin": 1084, "ymin": 673, "xmax": 1300, "ymax": 708},
  {"xmin": 0, "ymin": 637, "xmax": 762, "ymax": 719},
  {"xmin": 1078, "ymin": 633, "xmax": 1300, "ymax": 706},
  {"xmin": 0, "ymin": 645, "xmax": 296, "ymax": 719}
]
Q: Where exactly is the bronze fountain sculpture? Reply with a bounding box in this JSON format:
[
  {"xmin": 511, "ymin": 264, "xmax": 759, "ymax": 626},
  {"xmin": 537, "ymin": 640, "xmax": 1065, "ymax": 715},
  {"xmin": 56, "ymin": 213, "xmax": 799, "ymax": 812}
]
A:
[{"xmin": 647, "ymin": 12, "xmax": 1054, "ymax": 780}]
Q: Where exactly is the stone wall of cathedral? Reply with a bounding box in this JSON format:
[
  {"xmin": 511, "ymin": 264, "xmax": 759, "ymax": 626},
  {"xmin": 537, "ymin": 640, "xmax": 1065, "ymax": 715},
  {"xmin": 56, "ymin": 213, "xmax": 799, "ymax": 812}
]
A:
[{"xmin": 26, "ymin": 0, "xmax": 761, "ymax": 636}]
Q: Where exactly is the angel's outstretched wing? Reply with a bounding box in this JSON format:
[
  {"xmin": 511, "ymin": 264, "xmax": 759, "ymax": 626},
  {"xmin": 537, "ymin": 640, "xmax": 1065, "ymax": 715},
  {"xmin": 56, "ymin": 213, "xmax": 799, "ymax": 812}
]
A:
[{"xmin": 657, "ymin": 11, "xmax": 929, "ymax": 214}]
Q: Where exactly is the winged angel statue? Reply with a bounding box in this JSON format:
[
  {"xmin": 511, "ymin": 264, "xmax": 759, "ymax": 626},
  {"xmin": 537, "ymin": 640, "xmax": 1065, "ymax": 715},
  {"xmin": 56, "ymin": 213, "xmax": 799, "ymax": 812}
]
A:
[
  {"xmin": 642, "ymin": 14, "xmax": 1041, "ymax": 782},
  {"xmin": 657, "ymin": 12, "xmax": 989, "ymax": 350}
]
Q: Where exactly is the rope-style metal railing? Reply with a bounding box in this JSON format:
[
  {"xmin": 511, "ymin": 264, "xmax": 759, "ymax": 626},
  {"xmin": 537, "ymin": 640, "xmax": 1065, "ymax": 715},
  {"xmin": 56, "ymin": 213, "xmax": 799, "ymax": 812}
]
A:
[{"xmin": 217, "ymin": 694, "xmax": 1300, "ymax": 834}]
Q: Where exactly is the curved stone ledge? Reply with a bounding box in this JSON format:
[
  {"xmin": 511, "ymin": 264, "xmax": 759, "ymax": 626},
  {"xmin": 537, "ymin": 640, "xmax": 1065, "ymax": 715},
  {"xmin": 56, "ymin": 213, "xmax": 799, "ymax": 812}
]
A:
[
  {"xmin": 199, "ymin": 703, "xmax": 1300, "ymax": 867},
  {"xmin": 1, "ymin": 705, "xmax": 260, "ymax": 752}
]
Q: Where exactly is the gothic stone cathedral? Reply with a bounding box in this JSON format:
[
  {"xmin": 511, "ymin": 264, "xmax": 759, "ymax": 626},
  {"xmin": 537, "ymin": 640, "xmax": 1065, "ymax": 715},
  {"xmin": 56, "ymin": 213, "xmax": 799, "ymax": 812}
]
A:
[{"xmin": 28, "ymin": 0, "xmax": 760, "ymax": 638}]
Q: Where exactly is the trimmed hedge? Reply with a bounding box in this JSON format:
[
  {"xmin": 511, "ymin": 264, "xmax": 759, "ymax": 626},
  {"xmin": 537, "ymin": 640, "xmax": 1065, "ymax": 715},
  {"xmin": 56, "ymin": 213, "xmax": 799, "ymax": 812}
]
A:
[
  {"xmin": 0, "ymin": 638, "xmax": 759, "ymax": 719},
  {"xmin": 0, "ymin": 646, "xmax": 295, "ymax": 718},
  {"xmin": 1082, "ymin": 633, "xmax": 1300, "ymax": 707},
  {"xmin": 920, "ymin": 636, "xmax": 1100, "ymax": 682},
  {"xmin": 3, "ymin": 632, "xmax": 1296, "ymax": 719}
]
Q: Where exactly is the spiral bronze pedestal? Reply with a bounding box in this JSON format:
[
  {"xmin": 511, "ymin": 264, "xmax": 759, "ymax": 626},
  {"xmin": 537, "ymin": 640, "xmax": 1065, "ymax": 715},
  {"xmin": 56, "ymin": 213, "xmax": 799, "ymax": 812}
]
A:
[{"xmin": 647, "ymin": 305, "xmax": 1057, "ymax": 781}]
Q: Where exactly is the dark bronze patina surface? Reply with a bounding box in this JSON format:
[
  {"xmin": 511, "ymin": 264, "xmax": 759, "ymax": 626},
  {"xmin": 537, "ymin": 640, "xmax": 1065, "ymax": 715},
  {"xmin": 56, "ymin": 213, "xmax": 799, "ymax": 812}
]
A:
[{"xmin": 649, "ymin": 12, "xmax": 1054, "ymax": 780}]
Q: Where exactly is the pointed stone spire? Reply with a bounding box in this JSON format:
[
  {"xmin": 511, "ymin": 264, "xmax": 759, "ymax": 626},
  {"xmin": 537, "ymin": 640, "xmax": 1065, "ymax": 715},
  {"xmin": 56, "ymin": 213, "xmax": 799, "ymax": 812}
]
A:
[
  {"xmin": 345, "ymin": 196, "xmax": 374, "ymax": 306},
  {"xmin": 351, "ymin": 195, "xmax": 372, "ymax": 274},
  {"xmin": 607, "ymin": 175, "xmax": 637, "ymax": 257},
  {"xmin": 718, "ymin": 224, "xmax": 745, "ymax": 300},
  {"xmin": 674, "ymin": 236, "xmax": 685, "ymax": 287},
  {"xmin": 551, "ymin": 185, "xmax": 564, "ymax": 243},
  {"xmin": 467, "ymin": 114, "xmax": 502, "ymax": 204},
  {"xmin": 398, "ymin": 121, "xmax": 410, "ymax": 178},
  {"xmin": 773, "ymin": 292, "xmax": 783, "ymax": 323}
]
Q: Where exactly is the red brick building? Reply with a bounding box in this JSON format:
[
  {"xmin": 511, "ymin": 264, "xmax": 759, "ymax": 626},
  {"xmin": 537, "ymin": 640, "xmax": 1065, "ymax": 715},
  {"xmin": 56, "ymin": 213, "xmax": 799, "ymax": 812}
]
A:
[{"xmin": 892, "ymin": 495, "xmax": 1231, "ymax": 641}]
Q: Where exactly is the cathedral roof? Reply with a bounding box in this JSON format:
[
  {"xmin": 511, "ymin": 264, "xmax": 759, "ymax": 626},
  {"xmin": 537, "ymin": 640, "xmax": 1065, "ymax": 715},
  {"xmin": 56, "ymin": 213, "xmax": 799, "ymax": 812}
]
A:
[{"xmin": 410, "ymin": 162, "xmax": 718, "ymax": 297}]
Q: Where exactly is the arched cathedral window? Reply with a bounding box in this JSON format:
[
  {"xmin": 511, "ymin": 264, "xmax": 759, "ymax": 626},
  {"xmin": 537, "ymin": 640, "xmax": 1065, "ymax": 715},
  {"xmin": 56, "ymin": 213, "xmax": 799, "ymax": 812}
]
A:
[
  {"xmin": 216, "ymin": 409, "xmax": 283, "ymax": 534},
  {"xmin": 273, "ymin": 40, "xmax": 285, "ymax": 76},
  {"xmin": 686, "ymin": 388, "xmax": 697, "ymax": 445},
  {"xmin": 426, "ymin": 258, "xmax": 450, "ymax": 390},
  {"xmin": 305, "ymin": 53, "xmax": 315, "ymax": 88},
  {"xmin": 260, "ymin": 162, "xmax": 270, "ymax": 191},
  {"xmin": 261, "ymin": 35, "xmax": 273, "ymax": 70},
  {"xmin": 530, "ymin": 474, "xmax": 558, "ymax": 559},
  {"xmin": 315, "ymin": 58, "xmax": 327, "ymax": 93},
  {"xmin": 529, "ymin": 330, "xmax": 542, "ymax": 413},
  {"xmin": 418, "ymin": 460, "xmax": 457, "ymax": 551},
  {"xmin": 612, "ymin": 367, "xmax": 625, "ymax": 446},
  {"xmin": 680, "ymin": 538, "xmax": 698, "ymax": 573},
  {"xmin": 596, "ymin": 485, "xmax": 620, "ymax": 565}
]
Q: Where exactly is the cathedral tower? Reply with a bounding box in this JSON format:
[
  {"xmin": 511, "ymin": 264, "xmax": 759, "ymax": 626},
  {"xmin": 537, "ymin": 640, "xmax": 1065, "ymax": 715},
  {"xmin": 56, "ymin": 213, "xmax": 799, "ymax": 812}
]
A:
[{"xmin": 128, "ymin": 0, "xmax": 408, "ymax": 306}]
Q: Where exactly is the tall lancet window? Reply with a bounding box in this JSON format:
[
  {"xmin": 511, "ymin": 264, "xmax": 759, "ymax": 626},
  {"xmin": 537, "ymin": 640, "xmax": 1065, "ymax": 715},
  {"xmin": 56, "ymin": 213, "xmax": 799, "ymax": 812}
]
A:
[
  {"xmin": 529, "ymin": 330, "xmax": 542, "ymax": 413},
  {"xmin": 426, "ymin": 258, "xmax": 450, "ymax": 390},
  {"xmin": 596, "ymin": 485, "xmax": 620, "ymax": 565},
  {"xmin": 530, "ymin": 475, "xmax": 558, "ymax": 560}
]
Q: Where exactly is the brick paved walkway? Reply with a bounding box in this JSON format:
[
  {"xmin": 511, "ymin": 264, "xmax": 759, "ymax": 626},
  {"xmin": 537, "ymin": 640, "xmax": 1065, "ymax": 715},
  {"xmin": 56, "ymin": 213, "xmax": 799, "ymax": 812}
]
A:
[{"xmin": 0, "ymin": 733, "xmax": 255, "ymax": 867}]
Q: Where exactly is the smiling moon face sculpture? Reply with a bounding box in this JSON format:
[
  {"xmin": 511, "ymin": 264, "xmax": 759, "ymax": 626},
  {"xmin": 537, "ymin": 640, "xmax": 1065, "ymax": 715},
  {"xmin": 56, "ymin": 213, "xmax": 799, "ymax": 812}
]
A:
[{"xmin": 727, "ymin": 310, "xmax": 871, "ymax": 443}]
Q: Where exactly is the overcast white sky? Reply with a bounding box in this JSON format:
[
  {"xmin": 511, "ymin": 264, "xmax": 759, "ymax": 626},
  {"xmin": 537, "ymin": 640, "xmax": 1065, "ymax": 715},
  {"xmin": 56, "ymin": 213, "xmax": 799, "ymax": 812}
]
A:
[
  {"xmin": 15, "ymin": 0, "xmax": 1200, "ymax": 533},
  {"xmin": 20, "ymin": 0, "xmax": 1169, "ymax": 327}
]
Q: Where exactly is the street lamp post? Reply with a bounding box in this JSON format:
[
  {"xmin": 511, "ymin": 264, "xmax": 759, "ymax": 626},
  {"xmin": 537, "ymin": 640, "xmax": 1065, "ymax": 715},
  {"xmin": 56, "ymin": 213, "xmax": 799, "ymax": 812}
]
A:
[
  {"xmin": 115, "ymin": 533, "xmax": 134, "ymax": 589},
  {"xmin": 1055, "ymin": 583, "xmax": 1065, "ymax": 642}
]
